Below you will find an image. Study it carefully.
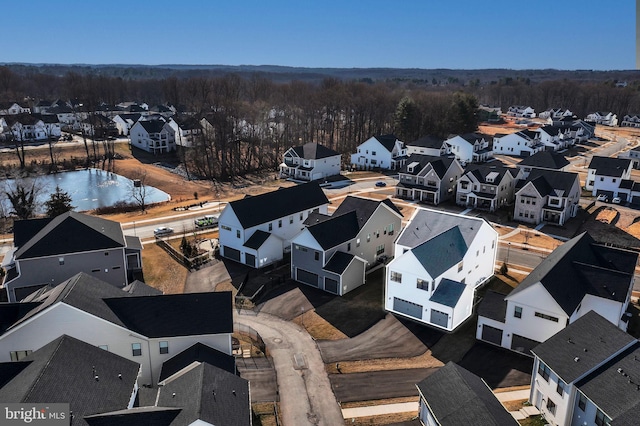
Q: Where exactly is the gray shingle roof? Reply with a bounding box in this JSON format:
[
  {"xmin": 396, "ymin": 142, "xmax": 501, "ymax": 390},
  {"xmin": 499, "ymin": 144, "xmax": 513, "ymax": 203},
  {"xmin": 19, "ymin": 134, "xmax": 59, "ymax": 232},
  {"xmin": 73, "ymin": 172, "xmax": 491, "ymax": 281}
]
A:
[
  {"xmin": 507, "ymin": 232, "xmax": 637, "ymax": 315},
  {"xmin": 307, "ymin": 211, "xmax": 359, "ymax": 250},
  {"xmin": 0, "ymin": 335, "xmax": 140, "ymax": 426},
  {"xmin": 372, "ymin": 134, "xmax": 401, "ymax": 152},
  {"xmin": 416, "ymin": 362, "xmax": 518, "ymax": 425},
  {"xmin": 465, "ymin": 164, "xmax": 514, "ymax": 185},
  {"xmin": 396, "ymin": 209, "xmax": 485, "ymax": 249},
  {"xmin": 159, "ymin": 342, "xmax": 236, "ymax": 382},
  {"xmin": 139, "ymin": 120, "xmax": 167, "ymax": 133},
  {"xmin": 333, "ymin": 196, "xmax": 402, "ymax": 228},
  {"xmin": 229, "ymin": 181, "xmax": 328, "ymax": 229},
  {"xmin": 121, "ymin": 280, "xmax": 163, "ymax": 296},
  {"xmin": 532, "ymin": 311, "xmax": 637, "ymax": 384},
  {"xmin": 517, "ymin": 151, "xmax": 569, "ymax": 170},
  {"xmin": 477, "ymin": 291, "xmax": 507, "ymax": 322},
  {"xmin": 290, "ymin": 142, "xmax": 340, "ymax": 159},
  {"xmin": 408, "ymin": 135, "xmax": 443, "ymax": 149},
  {"xmin": 400, "ymin": 154, "xmax": 456, "ymax": 178},
  {"xmin": 323, "ymin": 251, "xmax": 356, "ymax": 274},
  {"xmin": 520, "ymin": 169, "xmax": 579, "ymax": 197},
  {"xmin": 588, "ymin": 156, "xmax": 632, "ymax": 178},
  {"xmin": 84, "ymin": 406, "xmax": 182, "ymax": 425},
  {"xmin": 243, "ymin": 230, "xmax": 271, "ymax": 249},
  {"xmin": 430, "ymin": 279, "xmax": 466, "ymax": 308},
  {"xmin": 411, "ymin": 226, "xmax": 467, "ymax": 278}
]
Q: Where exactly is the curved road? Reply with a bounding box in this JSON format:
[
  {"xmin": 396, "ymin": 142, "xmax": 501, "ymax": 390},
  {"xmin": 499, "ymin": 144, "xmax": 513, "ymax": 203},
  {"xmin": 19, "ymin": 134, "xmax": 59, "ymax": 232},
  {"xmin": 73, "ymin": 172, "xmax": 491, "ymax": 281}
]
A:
[{"xmin": 234, "ymin": 309, "xmax": 343, "ymax": 426}]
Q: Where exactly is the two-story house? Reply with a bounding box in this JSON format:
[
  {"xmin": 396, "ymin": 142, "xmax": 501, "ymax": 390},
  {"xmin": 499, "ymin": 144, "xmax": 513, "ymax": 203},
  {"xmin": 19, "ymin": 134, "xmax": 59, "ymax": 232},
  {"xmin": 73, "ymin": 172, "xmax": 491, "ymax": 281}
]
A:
[
  {"xmin": 493, "ymin": 130, "xmax": 546, "ymax": 157},
  {"xmin": 621, "ymin": 114, "xmax": 640, "ymax": 127},
  {"xmin": 168, "ymin": 115, "xmax": 203, "ymax": 148},
  {"xmin": 112, "ymin": 113, "xmax": 142, "ymax": 136},
  {"xmin": 218, "ymin": 181, "xmax": 329, "ymax": 267},
  {"xmin": 507, "ymin": 105, "xmax": 536, "ymax": 118},
  {"xmin": 350, "ymin": 134, "xmax": 407, "ymax": 170},
  {"xmin": 279, "ymin": 142, "xmax": 342, "ymax": 181},
  {"xmin": 586, "ymin": 156, "xmax": 633, "ymax": 198},
  {"xmin": 586, "ymin": 111, "xmax": 618, "ymax": 127},
  {"xmin": 385, "ymin": 208, "xmax": 497, "ymax": 331},
  {"xmin": 476, "ymin": 232, "xmax": 637, "ymax": 355},
  {"xmin": 395, "ymin": 154, "xmax": 464, "ymax": 205},
  {"xmin": 456, "ymin": 165, "xmax": 522, "ymax": 212},
  {"xmin": 517, "ymin": 151, "xmax": 570, "ymax": 179},
  {"xmin": 290, "ymin": 196, "xmax": 402, "ymax": 295},
  {"xmin": 538, "ymin": 108, "xmax": 573, "ymax": 120},
  {"xmin": 537, "ymin": 125, "xmax": 578, "ymax": 151},
  {"xmin": 442, "ymin": 133, "xmax": 492, "ymax": 164},
  {"xmin": 6, "ymin": 114, "xmax": 47, "ymax": 141},
  {"xmin": 81, "ymin": 114, "xmax": 118, "ymax": 138},
  {"xmin": 514, "ymin": 169, "xmax": 581, "ymax": 226},
  {"xmin": 406, "ymin": 135, "xmax": 445, "ymax": 156},
  {"xmin": 130, "ymin": 120, "xmax": 176, "ymax": 154},
  {"xmin": 529, "ymin": 311, "xmax": 640, "ymax": 426},
  {"xmin": 0, "ymin": 102, "xmax": 30, "ymax": 115},
  {"xmin": 2, "ymin": 212, "xmax": 143, "ymax": 302}
]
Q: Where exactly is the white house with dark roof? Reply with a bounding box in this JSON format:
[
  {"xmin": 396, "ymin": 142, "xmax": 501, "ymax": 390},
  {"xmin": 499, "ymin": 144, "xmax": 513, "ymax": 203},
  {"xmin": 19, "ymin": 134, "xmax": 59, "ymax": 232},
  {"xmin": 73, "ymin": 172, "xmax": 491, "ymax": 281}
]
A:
[
  {"xmin": 396, "ymin": 154, "xmax": 464, "ymax": 205},
  {"xmin": 416, "ymin": 361, "xmax": 518, "ymax": 426},
  {"xmin": 529, "ymin": 311, "xmax": 640, "ymax": 426},
  {"xmin": 493, "ymin": 130, "xmax": 546, "ymax": 157},
  {"xmin": 406, "ymin": 135, "xmax": 446, "ymax": 156},
  {"xmin": 456, "ymin": 164, "xmax": 522, "ymax": 212},
  {"xmin": 167, "ymin": 115, "xmax": 203, "ymax": 148},
  {"xmin": 2, "ymin": 212, "xmax": 142, "ymax": 302},
  {"xmin": 130, "ymin": 119, "xmax": 176, "ymax": 153},
  {"xmin": 385, "ymin": 208, "xmax": 497, "ymax": 331},
  {"xmin": 0, "ymin": 102, "xmax": 30, "ymax": 115},
  {"xmin": 621, "ymin": 114, "xmax": 640, "ymax": 128},
  {"xmin": 279, "ymin": 142, "xmax": 341, "ymax": 181},
  {"xmin": 112, "ymin": 113, "xmax": 142, "ymax": 136},
  {"xmin": 476, "ymin": 232, "xmax": 637, "ymax": 355},
  {"xmin": 350, "ymin": 134, "xmax": 407, "ymax": 170},
  {"xmin": 517, "ymin": 151, "xmax": 570, "ymax": 179},
  {"xmin": 586, "ymin": 111, "xmax": 618, "ymax": 127},
  {"xmin": 507, "ymin": 105, "xmax": 535, "ymax": 118},
  {"xmin": 538, "ymin": 108, "xmax": 574, "ymax": 120},
  {"xmin": 218, "ymin": 181, "xmax": 329, "ymax": 268},
  {"xmin": 537, "ymin": 125, "xmax": 580, "ymax": 151},
  {"xmin": 514, "ymin": 169, "xmax": 581, "ymax": 226},
  {"xmin": 442, "ymin": 133, "xmax": 493, "ymax": 164},
  {"xmin": 0, "ymin": 272, "xmax": 234, "ymax": 386},
  {"xmin": 290, "ymin": 196, "xmax": 402, "ymax": 295},
  {"xmin": 586, "ymin": 156, "xmax": 632, "ymax": 197}
]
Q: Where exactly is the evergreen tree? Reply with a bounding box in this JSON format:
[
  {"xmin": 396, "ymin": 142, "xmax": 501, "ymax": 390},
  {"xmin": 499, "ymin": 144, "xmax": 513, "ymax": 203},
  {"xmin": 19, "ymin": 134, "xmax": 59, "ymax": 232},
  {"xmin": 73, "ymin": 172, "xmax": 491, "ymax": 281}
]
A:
[{"xmin": 45, "ymin": 186, "xmax": 74, "ymax": 218}]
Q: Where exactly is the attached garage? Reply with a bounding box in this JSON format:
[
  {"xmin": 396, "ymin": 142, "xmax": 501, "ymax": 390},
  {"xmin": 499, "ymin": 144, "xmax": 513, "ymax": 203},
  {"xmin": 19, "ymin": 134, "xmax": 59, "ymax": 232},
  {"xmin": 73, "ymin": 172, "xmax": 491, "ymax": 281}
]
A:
[
  {"xmin": 511, "ymin": 334, "xmax": 540, "ymax": 355},
  {"xmin": 296, "ymin": 269, "xmax": 319, "ymax": 287},
  {"xmin": 481, "ymin": 324, "xmax": 504, "ymax": 346},
  {"xmin": 223, "ymin": 246, "xmax": 241, "ymax": 262},
  {"xmin": 324, "ymin": 278, "xmax": 339, "ymax": 294},
  {"xmin": 430, "ymin": 309, "xmax": 449, "ymax": 329},
  {"xmin": 393, "ymin": 297, "xmax": 423, "ymax": 320},
  {"xmin": 245, "ymin": 253, "xmax": 256, "ymax": 267}
]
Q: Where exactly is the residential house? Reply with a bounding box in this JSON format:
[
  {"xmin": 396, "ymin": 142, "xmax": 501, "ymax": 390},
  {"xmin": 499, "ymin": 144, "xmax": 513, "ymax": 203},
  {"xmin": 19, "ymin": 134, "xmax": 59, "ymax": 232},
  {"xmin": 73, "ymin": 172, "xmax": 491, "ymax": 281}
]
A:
[
  {"xmin": 621, "ymin": 114, "xmax": 640, "ymax": 127},
  {"xmin": 279, "ymin": 142, "xmax": 342, "ymax": 181},
  {"xmin": 350, "ymin": 134, "xmax": 407, "ymax": 170},
  {"xmin": 385, "ymin": 208, "xmax": 497, "ymax": 331},
  {"xmin": 81, "ymin": 114, "xmax": 117, "ymax": 138},
  {"xmin": 218, "ymin": 181, "xmax": 329, "ymax": 267},
  {"xmin": 442, "ymin": 133, "xmax": 493, "ymax": 164},
  {"xmin": 493, "ymin": 130, "xmax": 546, "ymax": 157},
  {"xmin": 476, "ymin": 232, "xmax": 637, "ymax": 355},
  {"xmin": 514, "ymin": 169, "xmax": 581, "ymax": 226},
  {"xmin": 290, "ymin": 196, "xmax": 402, "ymax": 295},
  {"xmin": 477, "ymin": 105, "xmax": 502, "ymax": 122},
  {"xmin": 2, "ymin": 212, "xmax": 143, "ymax": 302},
  {"xmin": 130, "ymin": 120, "xmax": 176, "ymax": 154},
  {"xmin": 35, "ymin": 113, "xmax": 62, "ymax": 139},
  {"xmin": 0, "ymin": 102, "xmax": 30, "ymax": 115},
  {"xmin": 456, "ymin": 164, "xmax": 522, "ymax": 212},
  {"xmin": 517, "ymin": 151, "xmax": 570, "ymax": 179},
  {"xmin": 586, "ymin": 111, "xmax": 618, "ymax": 127},
  {"xmin": 586, "ymin": 156, "xmax": 632, "ymax": 197},
  {"xmin": 616, "ymin": 179, "xmax": 640, "ymax": 205},
  {"xmin": 416, "ymin": 361, "xmax": 518, "ymax": 426},
  {"xmin": 574, "ymin": 119, "xmax": 596, "ymax": 142},
  {"xmin": 406, "ymin": 135, "xmax": 445, "ymax": 156},
  {"xmin": 537, "ymin": 125, "xmax": 580, "ymax": 151},
  {"xmin": 6, "ymin": 114, "xmax": 47, "ymax": 141},
  {"xmin": 396, "ymin": 154, "xmax": 464, "ymax": 205},
  {"xmin": 112, "ymin": 113, "xmax": 142, "ymax": 136},
  {"xmin": 529, "ymin": 311, "xmax": 640, "ymax": 426},
  {"xmin": 538, "ymin": 108, "xmax": 574, "ymax": 120},
  {"xmin": 507, "ymin": 105, "xmax": 536, "ymax": 118},
  {"xmin": 167, "ymin": 115, "xmax": 203, "ymax": 148},
  {"xmin": 149, "ymin": 104, "xmax": 175, "ymax": 117},
  {"xmin": 48, "ymin": 104, "xmax": 79, "ymax": 129},
  {"xmin": 0, "ymin": 272, "xmax": 234, "ymax": 386}
]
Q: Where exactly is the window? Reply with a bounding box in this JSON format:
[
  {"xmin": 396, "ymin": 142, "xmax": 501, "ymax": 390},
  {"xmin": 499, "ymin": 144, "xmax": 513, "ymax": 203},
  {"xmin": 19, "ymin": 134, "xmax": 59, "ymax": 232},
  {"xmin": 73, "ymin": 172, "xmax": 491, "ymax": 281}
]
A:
[
  {"xmin": 578, "ymin": 393, "xmax": 587, "ymax": 411},
  {"xmin": 538, "ymin": 361, "xmax": 551, "ymax": 382},
  {"xmin": 556, "ymin": 379, "xmax": 565, "ymax": 396},
  {"xmin": 376, "ymin": 244, "xmax": 385, "ymax": 255},
  {"xmin": 300, "ymin": 213, "xmax": 303, "ymax": 220},
  {"xmin": 104, "ymin": 252, "xmax": 109, "ymax": 256},
  {"xmin": 535, "ymin": 312, "xmax": 559, "ymax": 322},
  {"xmin": 278, "ymin": 219, "xmax": 282, "ymax": 228},
  {"xmin": 99, "ymin": 345, "xmax": 108, "ymax": 351},
  {"xmin": 417, "ymin": 279, "xmax": 428, "ymax": 290},
  {"xmin": 131, "ymin": 343, "xmax": 142, "ymax": 357},
  {"xmin": 514, "ymin": 306, "xmax": 522, "ymax": 318},
  {"xmin": 290, "ymin": 216, "xmax": 293, "ymax": 224},
  {"xmin": 221, "ymin": 225, "xmax": 232, "ymax": 231},
  {"xmin": 159, "ymin": 341, "xmax": 169, "ymax": 354},
  {"xmin": 600, "ymin": 177, "xmax": 604, "ymax": 181},
  {"xmin": 10, "ymin": 350, "xmax": 32, "ymax": 361},
  {"xmin": 372, "ymin": 151, "xmax": 376, "ymax": 155},
  {"xmin": 269, "ymin": 223, "xmax": 273, "ymax": 231},
  {"xmin": 236, "ymin": 230, "xmax": 240, "ymax": 239},
  {"xmin": 458, "ymin": 261, "xmax": 463, "ymax": 272},
  {"xmin": 59, "ymin": 257, "xmax": 64, "ymax": 265},
  {"xmin": 390, "ymin": 271, "xmax": 402, "ymax": 283},
  {"xmin": 356, "ymin": 238, "xmax": 360, "ymax": 247},
  {"xmin": 546, "ymin": 398, "xmax": 556, "ymax": 415},
  {"xmin": 314, "ymin": 252, "xmax": 319, "ymax": 261},
  {"xmin": 595, "ymin": 409, "xmax": 611, "ymax": 426},
  {"xmin": 367, "ymin": 233, "xmax": 371, "ymax": 242}
]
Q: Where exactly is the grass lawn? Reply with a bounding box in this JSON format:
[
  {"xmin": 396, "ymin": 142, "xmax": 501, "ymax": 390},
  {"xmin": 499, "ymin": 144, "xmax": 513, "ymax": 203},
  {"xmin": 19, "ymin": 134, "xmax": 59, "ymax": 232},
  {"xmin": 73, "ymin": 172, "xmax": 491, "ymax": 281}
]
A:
[{"xmin": 141, "ymin": 243, "xmax": 188, "ymax": 294}]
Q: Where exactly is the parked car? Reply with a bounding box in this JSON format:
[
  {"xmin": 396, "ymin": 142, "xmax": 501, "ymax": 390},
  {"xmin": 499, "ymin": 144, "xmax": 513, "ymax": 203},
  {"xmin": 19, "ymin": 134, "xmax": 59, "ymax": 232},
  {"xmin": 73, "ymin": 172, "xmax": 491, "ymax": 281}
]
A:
[
  {"xmin": 612, "ymin": 197, "xmax": 622, "ymax": 204},
  {"xmin": 375, "ymin": 181, "xmax": 387, "ymax": 187},
  {"xmin": 194, "ymin": 215, "xmax": 219, "ymax": 228},
  {"xmin": 154, "ymin": 226, "xmax": 174, "ymax": 237},
  {"xmin": 596, "ymin": 194, "xmax": 608, "ymax": 202}
]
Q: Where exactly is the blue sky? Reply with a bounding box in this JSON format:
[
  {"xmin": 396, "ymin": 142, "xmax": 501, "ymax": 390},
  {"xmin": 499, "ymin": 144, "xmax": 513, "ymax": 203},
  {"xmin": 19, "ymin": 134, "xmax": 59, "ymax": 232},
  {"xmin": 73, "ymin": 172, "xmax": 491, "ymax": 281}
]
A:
[{"xmin": 3, "ymin": 1, "xmax": 635, "ymax": 69}]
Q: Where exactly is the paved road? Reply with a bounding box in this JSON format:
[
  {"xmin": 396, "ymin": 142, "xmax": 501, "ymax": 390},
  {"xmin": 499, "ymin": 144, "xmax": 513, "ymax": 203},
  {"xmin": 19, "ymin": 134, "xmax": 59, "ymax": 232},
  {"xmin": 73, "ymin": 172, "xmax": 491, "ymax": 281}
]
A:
[{"xmin": 234, "ymin": 309, "xmax": 343, "ymax": 426}]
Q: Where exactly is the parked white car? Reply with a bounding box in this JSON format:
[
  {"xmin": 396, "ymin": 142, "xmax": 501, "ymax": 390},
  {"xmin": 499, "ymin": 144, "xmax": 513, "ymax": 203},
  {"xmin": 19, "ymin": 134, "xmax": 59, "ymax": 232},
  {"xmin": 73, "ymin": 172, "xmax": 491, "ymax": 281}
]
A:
[
  {"xmin": 596, "ymin": 194, "xmax": 608, "ymax": 202},
  {"xmin": 612, "ymin": 197, "xmax": 622, "ymax": 204},
  {"xmin": 154, "ymin": 226, "xmax": 174, "ymax": 237}
]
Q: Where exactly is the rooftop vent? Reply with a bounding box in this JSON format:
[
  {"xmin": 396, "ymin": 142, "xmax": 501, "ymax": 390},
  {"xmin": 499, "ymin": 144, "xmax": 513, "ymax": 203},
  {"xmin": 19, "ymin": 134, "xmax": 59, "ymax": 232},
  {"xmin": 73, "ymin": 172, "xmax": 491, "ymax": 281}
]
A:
[{"xmin": 574, "ymin": 357, "xmax": 580, "ymax": 362}]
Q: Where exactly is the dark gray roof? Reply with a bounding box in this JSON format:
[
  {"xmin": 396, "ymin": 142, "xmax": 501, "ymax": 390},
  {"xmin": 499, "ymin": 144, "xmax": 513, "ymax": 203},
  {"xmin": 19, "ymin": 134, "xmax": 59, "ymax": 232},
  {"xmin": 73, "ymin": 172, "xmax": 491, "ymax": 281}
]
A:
[
  {"xmin": 507, "ymin": 232, "xmax": 637, "ymax": 315},
  {"xmin": 121, "ymin": 280, "xmax": 163, "ymax": 296},
  {"xmin": 412, "ymin": 226, "xmax": 467, "ymax": 278},
  {"xmin": 0, "ymin": 302, "xmax": 42, "ymax": 334},
  {"xmin": 307, "ymin": 211, "xmax": 359, "ymax": 250},
  {"xmin": 323, "ymin": 251, "xmax": 356, "ymax": 274},
  {"xmin": 517, "ymin": 151, "xmax": 569, "ymax": 170},
  {"xmin": 229, "ymin": 181, "xmax": 328, "ymax": 229},
  {"xmin": 477, "ymin": 291, "xmax": 507, "ymax": 322},
  {"xmin": 12, "ymin": 217, "xmax": 53, "ymax": 247},
  {"xmin": 159, "ymin": 342, "xmax": 236, "ymax": 382},
  {"xmin": 104, "ymin": 292, "xmax": 233, "ymax": 338},
  {"xmin": 459, "ymin": 132, "xmax": 490, "ymax": 144},
  {"xmin": 408, "ymin": 135, "xmax": 443, "ymax": 149},
  {"xmin": 464, "ymin": 164, "xmax": 515, "ymax": 185},
  {"xmin": 520, "ymin": 169, "xmax": 579, "ymax": 197},
  {"xmin": 430, "ymin": 279, "xmax": 466, "ymax": 308},
  {"xmin": 157, "ymin": 362, "xmax": 251, "ymax": 426},
  {"xmin": 303, "ymin": 212, "xmax": 332, "ymax": 226},
  {"xmin": 139, "ymin": 120, "xmax": 167, "ymax": 133},
  {"xmin": 290, "ymin": 142, "xmax": 340, "ymax": 159},
  {"xmin": 416, "ymin": 362, "xmax": 518, "ymax": 426},
  {"xmin": 373, "ymin": 134, "xmax": 401, "ymax": 152},
  {"xmin": 0, "ymin": 335, "xmax": 140, "ymax": 426},
  {"xmin": 15, "ymin": 212, "xmax": 127, "ymax": 259},
  {"xmin": 532, "ymin": 311, "xmax": 636, "ymax": 384},
  {"xmin": 396, "ymin": 209, "xmax": 485, "ymax": 249},
  {"xmin": 243, "ymin": 230, "xmax": 271, "ymax": 249},
  {"xmin": 401, "ymin": 154, "xmax": 456, "ymax": 179},
  {"xmin": 84, "ymin": 406, "xmax": 181, "ymax": 426},
  {"xmin": 124, "ymin": 235, "xmax": 143, "ymax": 251},
  {"xmin": 588, "ymin": 156, "xmax": 632, "ymax": 178},
  {"xmin": 333, "ymin": 196, "xmax": 402, "ymax": 228}
]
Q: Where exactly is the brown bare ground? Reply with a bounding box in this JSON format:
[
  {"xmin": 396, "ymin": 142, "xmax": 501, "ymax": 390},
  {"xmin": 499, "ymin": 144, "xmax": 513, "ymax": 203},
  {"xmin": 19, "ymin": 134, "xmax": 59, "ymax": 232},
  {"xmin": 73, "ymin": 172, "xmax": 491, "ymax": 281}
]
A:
[
  {"xmin": 343, "ymin": 412, "xmax": 418, "ymax": 426},
  {"xmin": 503, "ymin": 228, "xmax": 563, "ymax": 250},
  {"xmin": 141, "ymin": 243, "xmax": 187, "ymax": 294},
  {"xmin": 595, "ymin": 207, "xmax": 619, "ymax": 225},
  {"xmin": 340, "ymin": 396, "xmax": 418, "ymax": 409},
  {"xmin": 503, "ymin": 399, "xmax": 527, "ymax": 412},
  {"xmin": 293, "ymin": 311, "xmax": 348, "ymax": 341},
  {"xmin": 325, "ymin": 350, "xmax": 444, "ymax": 375}
]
